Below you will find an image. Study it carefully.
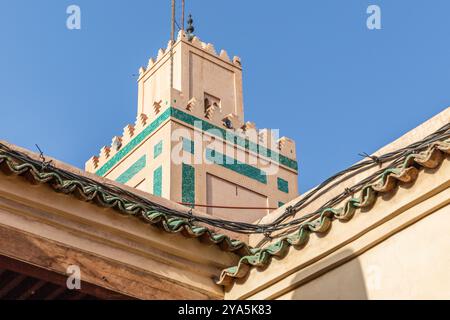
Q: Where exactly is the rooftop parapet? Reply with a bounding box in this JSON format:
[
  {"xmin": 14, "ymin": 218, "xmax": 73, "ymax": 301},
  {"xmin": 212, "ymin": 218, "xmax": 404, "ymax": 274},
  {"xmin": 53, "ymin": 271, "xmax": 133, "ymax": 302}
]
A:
[{"xmin": 138, "ymin": 31, "xmax": 242, "ymax": 77}]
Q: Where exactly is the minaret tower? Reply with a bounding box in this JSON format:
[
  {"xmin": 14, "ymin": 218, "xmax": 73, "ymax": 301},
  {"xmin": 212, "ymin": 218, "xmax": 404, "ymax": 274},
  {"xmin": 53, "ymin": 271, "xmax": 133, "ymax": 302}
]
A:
[{"xmin": 86, "ymin": 15, "xmax": 298, "ymax": 223}]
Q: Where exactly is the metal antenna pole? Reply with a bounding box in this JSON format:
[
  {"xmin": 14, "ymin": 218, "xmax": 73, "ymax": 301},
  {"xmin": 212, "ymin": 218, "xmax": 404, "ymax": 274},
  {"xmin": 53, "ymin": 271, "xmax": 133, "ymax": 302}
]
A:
[
  {"xmin": 181, "ymin": 0, "xmax": 185, "ymax": 30},
  {"xmin": 171, "ymin": 0, "xmax": 175, "ymax": 42},
  {"xmin": 170, "ymin": 0, "xmax": 175, "ymax": 89}
]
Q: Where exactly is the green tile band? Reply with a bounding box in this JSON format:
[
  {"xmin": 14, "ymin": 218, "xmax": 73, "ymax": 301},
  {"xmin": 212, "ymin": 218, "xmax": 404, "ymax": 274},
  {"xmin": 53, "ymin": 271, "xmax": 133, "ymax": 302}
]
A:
[
  {"xmin": 95, "ymin": 107, "xmax": 297, "ymax": 177},
  {"xmin": 277, "ymin": 177, "xmax": 289, "ymax": 193},
  {"xmin": 205, "ymin": 148, "xmax": 267, "ymax": 184},
  {"xmin": 96, "ymin": 108, "xmax": 171, "ymax": 176},
  {"xmin": 153, "ymin": 166, "xmax": 162, "ymax": 196},
  {"xmin": 170, "ymin": 108, "xmax": 297, "ymax": 171},
  {"xmin": 153, "ymin": 141, "xmax": 163, "ymax": 159},
  {"xmin": 182, "ymin": 163, "xmax": 195, "ymax": 204},
  {"xmin": 115, "ymin": 155, "xmax": 146, "ymax": 184}
]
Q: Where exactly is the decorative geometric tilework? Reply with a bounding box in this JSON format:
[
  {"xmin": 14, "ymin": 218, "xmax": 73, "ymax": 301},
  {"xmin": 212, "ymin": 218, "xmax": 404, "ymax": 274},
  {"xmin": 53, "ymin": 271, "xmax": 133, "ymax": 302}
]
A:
[
  {"xmin": 205, "ymin": 148, "xmax": 267, "ymax": 184},
  {"xmin": 96, "ymin": 108, "xmax": 171, "ymax": 176},
  {"xmin": 171, "ymin": 108, "xmax": 298, "ymax": 170},
  {"xmin": 182, "ymin": 163, "xmax": 195, "ymax": 204},
  {"xmin": 277, "ymin": 177, "xmax": 289, "ymax": 193},
  {"xmin": 115, "ymin": 155, "xmax": 146, "ymax": 184},
  {"xmin": 95, "ymin": 107, "xmax": 298, "ymax": 177},
  {"xmin": 182, "ymin": 138, "xmax": 195, "ymax": 154},
  {"xmin": 153, "ymin": 166, "xmax": 162, "ymax": 197},
  {"xmin": 154, "ymin": 141, "xmax": 163, "ymax": 159}
]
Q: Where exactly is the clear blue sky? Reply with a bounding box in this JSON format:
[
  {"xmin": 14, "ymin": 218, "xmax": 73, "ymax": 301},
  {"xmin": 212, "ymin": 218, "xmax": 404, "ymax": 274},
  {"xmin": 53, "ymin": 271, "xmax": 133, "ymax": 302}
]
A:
[{"xmin": 0, "ymin": 1, "xmax": 448, "ymax": 193}]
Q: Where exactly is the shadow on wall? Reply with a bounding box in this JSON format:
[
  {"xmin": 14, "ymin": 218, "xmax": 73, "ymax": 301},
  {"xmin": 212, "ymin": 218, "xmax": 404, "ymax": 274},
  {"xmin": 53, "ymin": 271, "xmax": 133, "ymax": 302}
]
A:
[{"xmin": 284, "ymin": 249, "xmax": 369, "ymax": 300}]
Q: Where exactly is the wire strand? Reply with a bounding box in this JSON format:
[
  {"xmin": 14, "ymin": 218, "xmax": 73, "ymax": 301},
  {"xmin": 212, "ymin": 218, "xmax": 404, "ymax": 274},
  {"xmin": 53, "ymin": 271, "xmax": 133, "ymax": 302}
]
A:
[{"xmin": 0, "ymin": 122, "xmax": 448, "ymax": 237}]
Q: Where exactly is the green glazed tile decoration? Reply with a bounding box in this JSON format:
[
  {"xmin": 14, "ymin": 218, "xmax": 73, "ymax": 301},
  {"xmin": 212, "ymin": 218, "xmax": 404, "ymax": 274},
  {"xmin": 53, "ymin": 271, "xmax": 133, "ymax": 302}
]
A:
[
  {"xmin": 116, "ymin": 155, "xmax": 146, "ymax": 184},
  {"xmin": 154, "ymin": 141, "xmax": 163, "ymax": 159},
  {"xmin": 205, "ymin": 148, "xmax": 267, "ymax": 184},
  {"xmin": 95, "ymin": 107, "xmax": 297, "ymax": 177},
  {"xmin": 182, "ymin": 163, "xmax": 195, "ymax": 204},
  {"xmin": 277, "ymin": 177, "xmax": 289, "ymax": 193},
  {"xmin": 153, "ymin": 166, "xmax": 162, "ymax": 196}
]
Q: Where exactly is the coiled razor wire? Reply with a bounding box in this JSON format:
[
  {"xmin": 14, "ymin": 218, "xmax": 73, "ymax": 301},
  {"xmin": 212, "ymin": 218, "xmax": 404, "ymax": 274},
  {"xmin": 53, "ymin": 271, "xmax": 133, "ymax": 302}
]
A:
[{"xmin": 0, "ymin": 122, "xmax": 449, "ymax": 238}]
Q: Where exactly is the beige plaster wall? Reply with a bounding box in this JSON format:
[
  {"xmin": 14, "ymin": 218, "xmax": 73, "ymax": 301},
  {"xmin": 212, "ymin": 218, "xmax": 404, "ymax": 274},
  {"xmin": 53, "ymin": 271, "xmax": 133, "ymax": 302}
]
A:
[
  {"xmin": 206, "ymin": 174, "xmax": 269, "ymax": 222},
  {"xmin": 226, "ymin": 107, "xmax": 450, "ymax": 300},
  {"xmin": 277, "ymin": 203, "xmax": 450, "ymax": 300},
  {"xmin": 169, "ymin": 120, "xmax": 298, "ymax": 223},
  {"xmin": 226, "ymin": 158, "xmax": 450, "ymax": 300},
  {"xmin": 188, "ymin": 50, "xmax": 242, "ymax": 119},
  {"xmin": 138, "ymin": 43, "xmax": 182, "ymax": 116},
  {"xmin": 138, "ymin": 35, "xmax": 244, "ymax": 123}
]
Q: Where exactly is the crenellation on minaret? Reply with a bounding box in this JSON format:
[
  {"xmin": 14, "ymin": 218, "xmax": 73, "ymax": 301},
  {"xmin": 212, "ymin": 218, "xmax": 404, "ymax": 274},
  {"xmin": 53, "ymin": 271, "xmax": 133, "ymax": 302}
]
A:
[
  {"xmin": 146, "ymin": 57, "xmax": 155, "ymax": 70},
  {"xmin": 258, "ymin": 129, "xmax": 275, "ymax": 149},
  {"xmin": 111, "ymin": 136, "xmax": 123, "ymax": 151},
  {"xmin": 219, "ymin": 49, "xmax": 231, "ymax": 62},
  {"xmin": 99, "ymin": 146, "xmax": 111, "ymax": 162},
  {"xmin": 242, "ymin": 121, "xmax": 256, "ymax": 132},
  {"xmin": 232, "ymin": 56, "xmax": 241, "ymax": 66},
  {"xmin": 157, "ymin": 48, "xmax": 166, "ymax": 61},
  {"xmin": 122, "ymin": 124, "xmax": 135, "ymax": 144},
  {"xmin": 222, "ymin": 113, "xmax": 242, "ymax": 131},
  {"xmin": 86, "ymin": 29, "xmax": 299, "ymax": 223},
  {"xmin": 203, "ymin": 42, "xmax": 217, "ymax": 55},
  {"xmin": 153, "ymin": 100, "xmax": 163, "ymax": 115},
  {"xmin": 278, "ymin": 137, "xmax": 297, "ymax": 159},
  {"xmin": 135, "ymin": 113, "xmax": 149, "ymax": 130},
  {"xmin": 86, "ymin": 155, "xmax": 99, "ymax": 172},
  {"xmin": 106, "ymin": 137, "xmax": 121, "ymax": 160}
]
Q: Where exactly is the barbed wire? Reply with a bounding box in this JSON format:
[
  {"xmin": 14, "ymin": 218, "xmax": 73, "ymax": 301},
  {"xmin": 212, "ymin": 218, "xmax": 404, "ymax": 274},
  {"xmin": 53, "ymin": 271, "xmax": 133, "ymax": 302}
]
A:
[{"xmin": 0, "ymin": 122, "xmax": 448, "ymax": 237}]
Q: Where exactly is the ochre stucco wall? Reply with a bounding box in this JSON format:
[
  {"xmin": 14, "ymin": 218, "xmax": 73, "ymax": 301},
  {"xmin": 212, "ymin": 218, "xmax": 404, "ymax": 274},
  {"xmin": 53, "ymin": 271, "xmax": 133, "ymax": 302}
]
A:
[
  {"xmin": 226, "ymin": 108, "xmax": 450, "ymax": 300},
  {"xmin": 277, "ymin": 202, "xmax": 450, "ymax": 300},
  {"xmin": 226, "ymin": 158, "xmax": 450, "ymax": 300}
]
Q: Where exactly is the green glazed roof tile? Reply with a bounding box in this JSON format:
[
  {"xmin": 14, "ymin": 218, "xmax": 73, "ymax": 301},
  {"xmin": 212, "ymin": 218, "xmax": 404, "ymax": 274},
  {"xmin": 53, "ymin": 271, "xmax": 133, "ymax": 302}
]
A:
[
  {"xmin": 0, "ymin": 146, "xmax": 255, "ymax": 260},
  {"xmin": 216, "ymin": 138, "xmax": 450, "ymax": 286}
]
